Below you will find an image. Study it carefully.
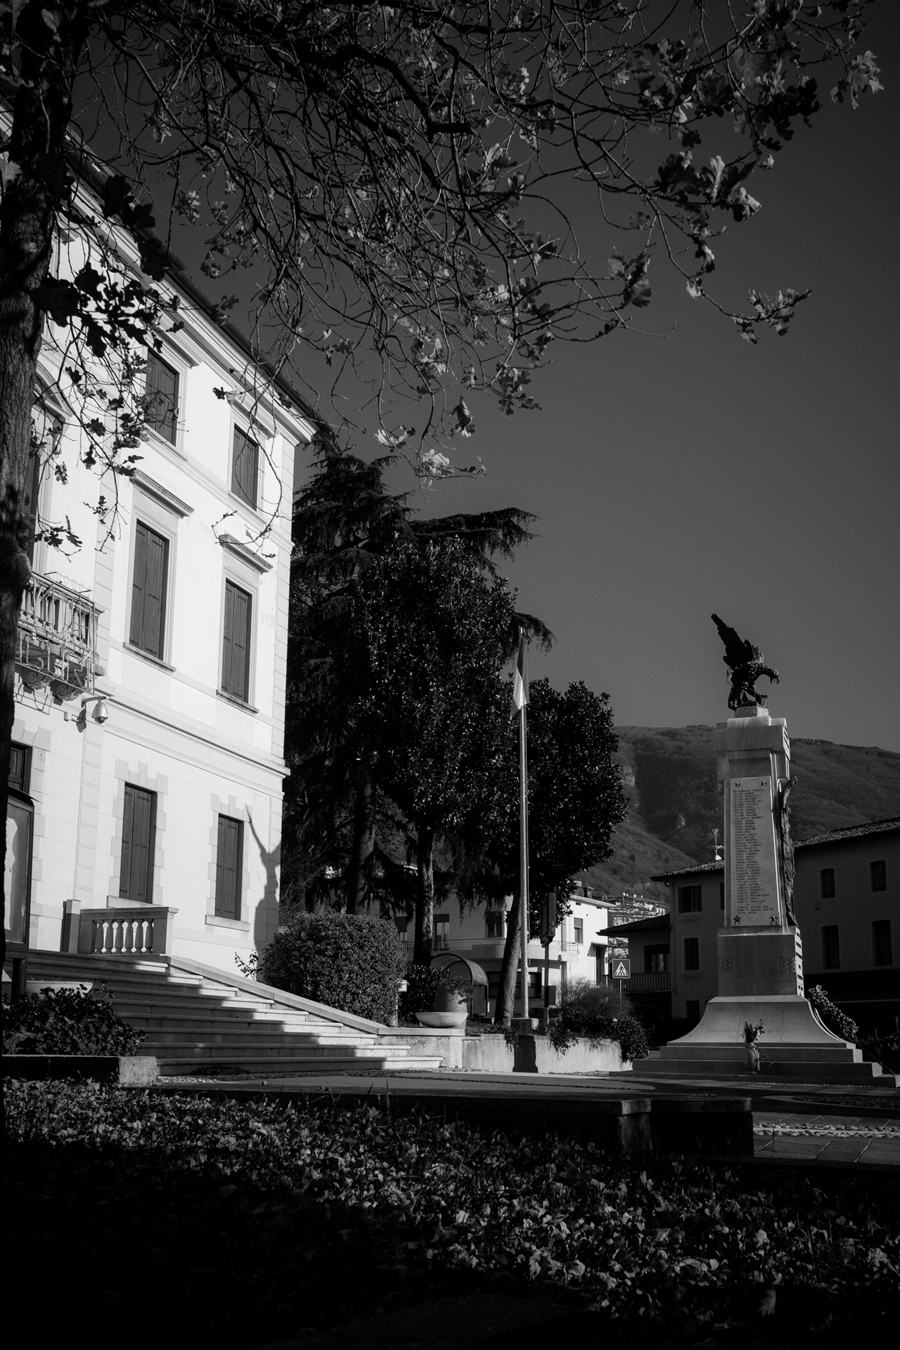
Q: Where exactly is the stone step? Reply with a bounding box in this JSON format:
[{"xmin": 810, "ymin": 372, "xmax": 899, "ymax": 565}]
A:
[
  {"xmin": 123, "ymin": 1013, "xmax": 362, "ymax": 1038},
  {"xmin": 659, "ymin": 1043, "xmax": 862, "ymax": 1064},
  {"xmin": 146, "ymin": 1041, "xmax": 413, "ymax": 1061},
  {"xmin": 142, "ymin": 1027, "xmax": 378, "ymax": 1048},
  {"xmin": 156, "ymin": 1055, "xmax": 444, "ymax": 1076},
  {"xmin": 645, "ymin": 1057, "xmax": 897, "ymax": 1085}
]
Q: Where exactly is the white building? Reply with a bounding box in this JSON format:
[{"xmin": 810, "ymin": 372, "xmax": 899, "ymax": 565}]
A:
[
  {"xmin": 393, "ymin": 884, "xmax": 617, "ymax": 1018},
  {"xmin": 6, "ymin": 187, "xmax": 317, "ymax": 973}
]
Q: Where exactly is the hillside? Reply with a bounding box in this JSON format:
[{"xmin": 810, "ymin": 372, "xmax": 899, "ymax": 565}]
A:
[{"xmin": 581, "ymin": 726, "xmax": 900, "ymax": 904}]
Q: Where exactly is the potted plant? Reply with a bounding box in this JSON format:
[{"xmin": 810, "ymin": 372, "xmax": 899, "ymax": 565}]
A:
[
  {"xmin": 416, "ymin": 972, "xmax": 472, "ymax": 1029},
  {"xmin": 742, "ymin": 1020, "xmax": 764, "ymax": 1072}
]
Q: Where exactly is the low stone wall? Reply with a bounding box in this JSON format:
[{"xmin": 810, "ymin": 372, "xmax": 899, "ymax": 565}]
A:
[
  {"xmin": 377, "ymin": 1029, "xmax": 627, "ymax": 1074},
  {"xmin": 2, "ymin": 1055, "xmax": 159, "ymax": 1085}
]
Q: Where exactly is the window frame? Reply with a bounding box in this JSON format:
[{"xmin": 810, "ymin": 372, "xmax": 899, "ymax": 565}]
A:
[
  {"xmin": 485, "ymin": 910, "xmax": 504, "ymax": 939},
  {"xmin": 231, "ymin": 423, "xmax": 260, "ymax": 509},
  {"xmin": 821, "ymin": 924, "xmax": 841, "ymax": 970},
  {"xmin": 214, "ymin": 814, "xmax": 244, "ymax": 921},
  {"xmin": 128, "ymin": 518, "xmax": 171, "ymax": 662},
  {"xmin": 433, "ymin": 913, "xmax": 450, "ymax": 951},
  {"xmin": 144, "ymin": 348, "xmax": 181, "ymax": 446},
  {"xmin": 220, "ymin": 577, "xmax": 254, "ymax": 704},
  {"xmin": 683, "ymin": 936, "xmax": 700, "ymax": 971},
  {"xmin": 119, "ymin": 784, "xmax": 157, "ymax": 905},
  {"xmin": 870, "ymin": 860, "xmax": 887, "ymax": 893},
  {"xmin": 820, "ymin": 867, "xmax": 836, "ymax": 899},
  {"xmin": 678, "ymin": 884, "xmax": 702, "ymax": 914},
  {"xmin": 872, "ymin": 919, "xmax": 893, "ymax": 967}
]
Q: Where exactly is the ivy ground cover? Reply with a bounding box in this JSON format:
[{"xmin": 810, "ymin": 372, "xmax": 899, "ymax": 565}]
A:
[{"xmin": 5, "ymin": 1081, "xmax": 899, "ymax": 1349}]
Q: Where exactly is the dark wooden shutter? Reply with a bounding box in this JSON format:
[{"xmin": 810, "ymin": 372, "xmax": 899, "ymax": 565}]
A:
[
  {"xmin": 130, "ymin": 522, "xmax": 168, "ymax": 658},
  {"xmin": 121, "ymin": 785, "xmax": 155, "ymax": 903},
  {"xmin": 222, "ymin": 580, "xmax": 251, "ymax": 700},
  {"xmin": 215, "ymin": 815, "xmax": 243, "ymax": 919},
  {"xmin": 232, "ymin": 427, "xmax": 258, "ymax": 507},
  {"xmin": 145, "ymin": 351, "xmax": 179, "ymax": 443}
]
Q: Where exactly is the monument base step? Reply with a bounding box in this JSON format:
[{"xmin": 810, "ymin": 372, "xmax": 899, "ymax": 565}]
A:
[{"xmin": 641, "ymin": 1057, "xmax": 898, "ymax": 1087}]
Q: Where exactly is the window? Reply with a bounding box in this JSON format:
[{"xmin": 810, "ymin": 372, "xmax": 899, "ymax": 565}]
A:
[
  {"xmin": 120, "ymin": 785, "xmax": 156, "ymax": 903},
  {"xmin": 573, "ymin": 918, "xmax": 584, "ymax": 947},
  {"xmin": 434, "ymin": 914, "xmax": 449, "ymax": 951},
  {"xmin": 145, "ymin": 351, "xmax": 179, "ymax": 444},
  {"xmin": 822, "ymin": 925, "xmax": 840, "ymax": 970},
  {"xmin": 9, "ymin": 742, "xmax": 30, "ymax": 793},
  {"xmin": 214, "ymin": 815, "xmax": 243, "ymax": 920},
  {"xmin": 719, "ymin": 882, "xmax": 725, "ymax": 910},
  {"xmin": 678, "ymin": 885, "xmax": 702, "ymax": 913},
  {"xmin": 130, "ymin": 521, "xmax": 169, "ymax": 659},
  {"xmin": 485, "ymin": 910, "xmax": 504, "ymax": 939},
  {"xmin": 221, "ymin": 580, "xmax": 252, "ymax": 701},
  {"xmin": 685, "ymin": 999, "xmax": 701, "ymax": 1025},
  {"xmin": 644, "ymin": 945, "xmax": 670, "ymax": 974},
  {"xmin": 528, "ymin": 969, "xmax": 543, "ymax": 1002},
  {"xmin": 231, "ymin": 426, "xmax": 259, "ymax": 508},
  {"xmin": 871, "ymin": 860, "xmax": 887, "ymax": 893},
  {"xmin": 820, "ymin": 868, "xmax": 836, "ymax": 899},
  {"xmin": 394, "ymin": 918, "xmax": 409, "ymax": 938},
  {"xmin": 873, "ymin": 920, "xmax": 893, "ymax": 967},
  {"xmin": 683, "ymin": 937, "xmax": 700, "ymax": 971}
]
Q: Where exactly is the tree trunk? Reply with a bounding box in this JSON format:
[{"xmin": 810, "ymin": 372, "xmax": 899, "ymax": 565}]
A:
[
  {"xmin": 412, "ymin": 822, "xmax": 435, "ymax": 967},
  {"xmin": 344, "ymin": 769, "xmax": 374, "ymax": 914},
  {"xmin": 494, "ymin": 895, "xmax": 521, "ymax": 1026},
  {"xmin": 0, "ymin": 3, "xmax": 87, "ymax": 959}
]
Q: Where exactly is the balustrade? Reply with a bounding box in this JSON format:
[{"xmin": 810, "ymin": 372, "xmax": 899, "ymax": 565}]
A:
[
  {"xmin": 16, "ymin": 572, "xmax": 99, "ymax": 701},
  {"xmin": 77, "ymin": 906, "xmax": 177, "ymax": 956}
]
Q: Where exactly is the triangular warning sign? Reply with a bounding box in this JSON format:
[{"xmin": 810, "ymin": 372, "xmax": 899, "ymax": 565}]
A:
[{"xmin": 613, "ymin": 961, "xmax": 629, "ymax": 978}]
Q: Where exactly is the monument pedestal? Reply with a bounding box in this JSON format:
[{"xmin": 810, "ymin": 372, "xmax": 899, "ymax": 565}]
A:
[{"xmin": 657, "ymin": 707, "xmax": 895, "ymax": 1084}]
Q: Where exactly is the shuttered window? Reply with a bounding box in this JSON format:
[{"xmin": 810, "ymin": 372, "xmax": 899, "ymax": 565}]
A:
[
  {"xmin": 120, "ymin": 785, "xmax": 156, "ymax": 903},
  {"xmin": 683, "ymin": 937, "xmax": 700, "ymax": 971},
  {"xmin": 872, "ymin": 920, "xmax": 892, "ymax": 967},
  {"xmin": 221, "ymin": 580, "xmax": 252, "ymax": 701},
  {"xmin": 822, "ymin": 925, "xmax": 840, "ymax": 970},
  {"xmin": 130, "ymin": 521, "xmax": 169, "ymax": 658},
  {"xmin": 145, "ymin": 351, "xmax": 179, "ymax": 443},
  {"xmin": 231, "ymin": 426, "xmax": 259, "ymax": 507},
  {"xmin": 215, "ymin": 815, "xmax": 243, "ymax": 920}
]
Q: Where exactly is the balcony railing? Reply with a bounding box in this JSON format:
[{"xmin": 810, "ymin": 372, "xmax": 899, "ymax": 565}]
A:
[
  {"xmin": 16, "ymin": 572, "xmax": 99, "ymax": 702},
  {"xmin": 626, "ymin": 972, "xmax": 672, "ymax": 993}
]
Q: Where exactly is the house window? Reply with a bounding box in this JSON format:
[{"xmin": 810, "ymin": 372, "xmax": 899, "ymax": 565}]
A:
[
  {"xmin": 231, "ymin": 426, "xmax": 259, "ymax": 508},
  {"xmin": 528, "ymin": 969, "xmax": 543, "ymax": 1002},
  {"xmin": 6, "ymin": 742, "xmax": 34, "ymax": 948},
  {"xmin": 9, "ymin": 742, "xmax": 30, "ymax": 793},
  {"xmin": 573, "ymin": 918, "xmax": 584, "ymax": 947},
  {"xmin": 871, "ymin": 860, "xmax": 887, "ymax": 893},
  {"xmin": 130, "ymin": 521, "xmax": 169, "ymax": 659},
  {"xmin": 822, "ymin": 925, "xmax": 840, "ymax": 970},
  {"xmin": 683, "ymin": 937, "xmax": 700, "ymax": 971},
  {"xmin": 145, "ymin": 351, "xmax": 180, "ymax": 444},
  {"xmin": 820, "ymin": 868, "xmax": 836, "ymax": 899},
  {"xmin": 395, "ymin": 918, "xmax": 409, "ymax": 938},
  {"xmin": 872, "ymin": 920, "xmax": 893, "ymax": 967},
  {"xmin": 678, "ymin": 885, "xmax": 702, "ymax": 913},
  {"xmin": 215, "ymin": 815, "xmax": 243, "ymax": 920},
  {"xmin": 26, "ymin": 403, "xmax": 63, "ymax": 564},
  {"xmin": 685, "ymin": 999, "xmax": 701, "ymax": 1025},
  {"xmin": 719, "ymin": 882, "xmax": 725, "ymax": 910},
  {"xmin": 120, "ymin": 785, "xmax": 156, "ymax": 903},
  {"xmin": 221, "ymin": 580, "xmax": 252, "ymax": 701},
  {"xmin": 485, "ymin": 910, "xmax": 504, "ymax": 939},
  {"xmin": 434, "ymin": 914, "xmax": 449, "ymax": 951},
  {"xmin": 644, "ymin": 945, "xmax": 670, "ymax": 974}
]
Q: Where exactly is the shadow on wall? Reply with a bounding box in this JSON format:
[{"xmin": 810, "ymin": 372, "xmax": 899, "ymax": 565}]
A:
[{"xmin": 246, "ymin": 811, "xmax": 280, "ymax": 959}]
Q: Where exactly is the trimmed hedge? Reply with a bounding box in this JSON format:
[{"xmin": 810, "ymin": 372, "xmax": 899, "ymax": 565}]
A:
[
  {"xmin": 1, "ymin": 984, "xmax": 145, "ymax": 1057},
  {"xmin": 259, "ymin": 911, "xmax": 406, "ymax": 1023}
]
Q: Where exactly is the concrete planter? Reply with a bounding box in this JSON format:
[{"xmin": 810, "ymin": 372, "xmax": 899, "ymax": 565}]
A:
[{"xmin": 2, "ymin": 1055, "xmax": 159, "ymax": 1086}]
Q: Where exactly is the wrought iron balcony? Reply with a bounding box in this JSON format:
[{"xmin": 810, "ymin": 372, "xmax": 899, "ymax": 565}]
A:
[
  {"xmin": 625, "ymin": 972, "xmax": 672, "ymax": 993},
  {"xmin": 16, "ymin": 572, "xmax": 100, "ymax": 703}
]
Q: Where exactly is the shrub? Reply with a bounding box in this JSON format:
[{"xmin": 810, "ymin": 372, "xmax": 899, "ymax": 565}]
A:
[
  {"xmin": 547, "ymin": 978, "xmax": 650, "ymax": 1062},
  {"xmin": 807, "ymin": 984, "xmax": 860, "ymax": 1042},
  {"xmin": 1, "ymin": 984, "xmax": 145, "ymax": 1056},
  {"xmin": 258, "ymin": 911, "xmax": 406, "ymax": 1023}
]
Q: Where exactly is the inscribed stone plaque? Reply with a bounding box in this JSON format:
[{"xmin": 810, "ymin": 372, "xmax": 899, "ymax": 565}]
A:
[{"xmin": 729, "ymin": 776, "xmax": 781, "ymax": 924}]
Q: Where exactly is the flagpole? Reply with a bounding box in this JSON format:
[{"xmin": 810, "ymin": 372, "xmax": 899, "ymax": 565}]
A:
[{"xmin": 518, "ymin": 693, "xmax": 530, "ymax": 1023}]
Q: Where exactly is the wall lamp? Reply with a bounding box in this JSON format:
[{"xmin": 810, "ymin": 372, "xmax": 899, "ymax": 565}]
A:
[{"xmin": 78, "ymin": 695, "xmax": 110, "ymax": 728}]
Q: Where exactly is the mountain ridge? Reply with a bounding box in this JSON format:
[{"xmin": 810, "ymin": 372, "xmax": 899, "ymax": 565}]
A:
[{"xmin": 582, "ymin": 726, "xmax": 900, "ymax": 904}]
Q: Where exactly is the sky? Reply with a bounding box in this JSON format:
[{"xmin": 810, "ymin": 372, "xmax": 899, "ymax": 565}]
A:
[{"xmin": 382, "ymin": 4, "xmax": 900, "ymax": 754}]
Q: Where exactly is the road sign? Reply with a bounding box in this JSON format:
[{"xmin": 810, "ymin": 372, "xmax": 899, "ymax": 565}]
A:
[{"xmin": 611, "ymin": 959, "xmax": 631, "ymax": 980}]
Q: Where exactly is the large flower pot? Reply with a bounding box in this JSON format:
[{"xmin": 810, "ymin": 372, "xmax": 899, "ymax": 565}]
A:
[{"xmin": 416, "ymin": 987, "xmax": 468, "ymax": 1029}]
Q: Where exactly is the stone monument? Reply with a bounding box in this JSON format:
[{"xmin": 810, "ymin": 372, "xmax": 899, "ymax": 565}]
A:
[{"xmin": 655, "ymin": 617, "xmax": 893, "ymax": 1082}]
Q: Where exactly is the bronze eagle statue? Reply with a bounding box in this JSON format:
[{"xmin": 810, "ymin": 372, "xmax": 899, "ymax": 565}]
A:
[{"xmin": 711, "ymin": 614, "xmax": 779, "ymax": 711}]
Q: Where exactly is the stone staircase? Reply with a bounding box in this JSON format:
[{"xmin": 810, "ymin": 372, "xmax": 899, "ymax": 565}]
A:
[
  {"xmin": 645, "ymin": 1041, "xmax": 898, "ymax": 1087},
  {"xmin": 23, "ymin": 951, "xmax": 444, "ymax": 1076}
]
